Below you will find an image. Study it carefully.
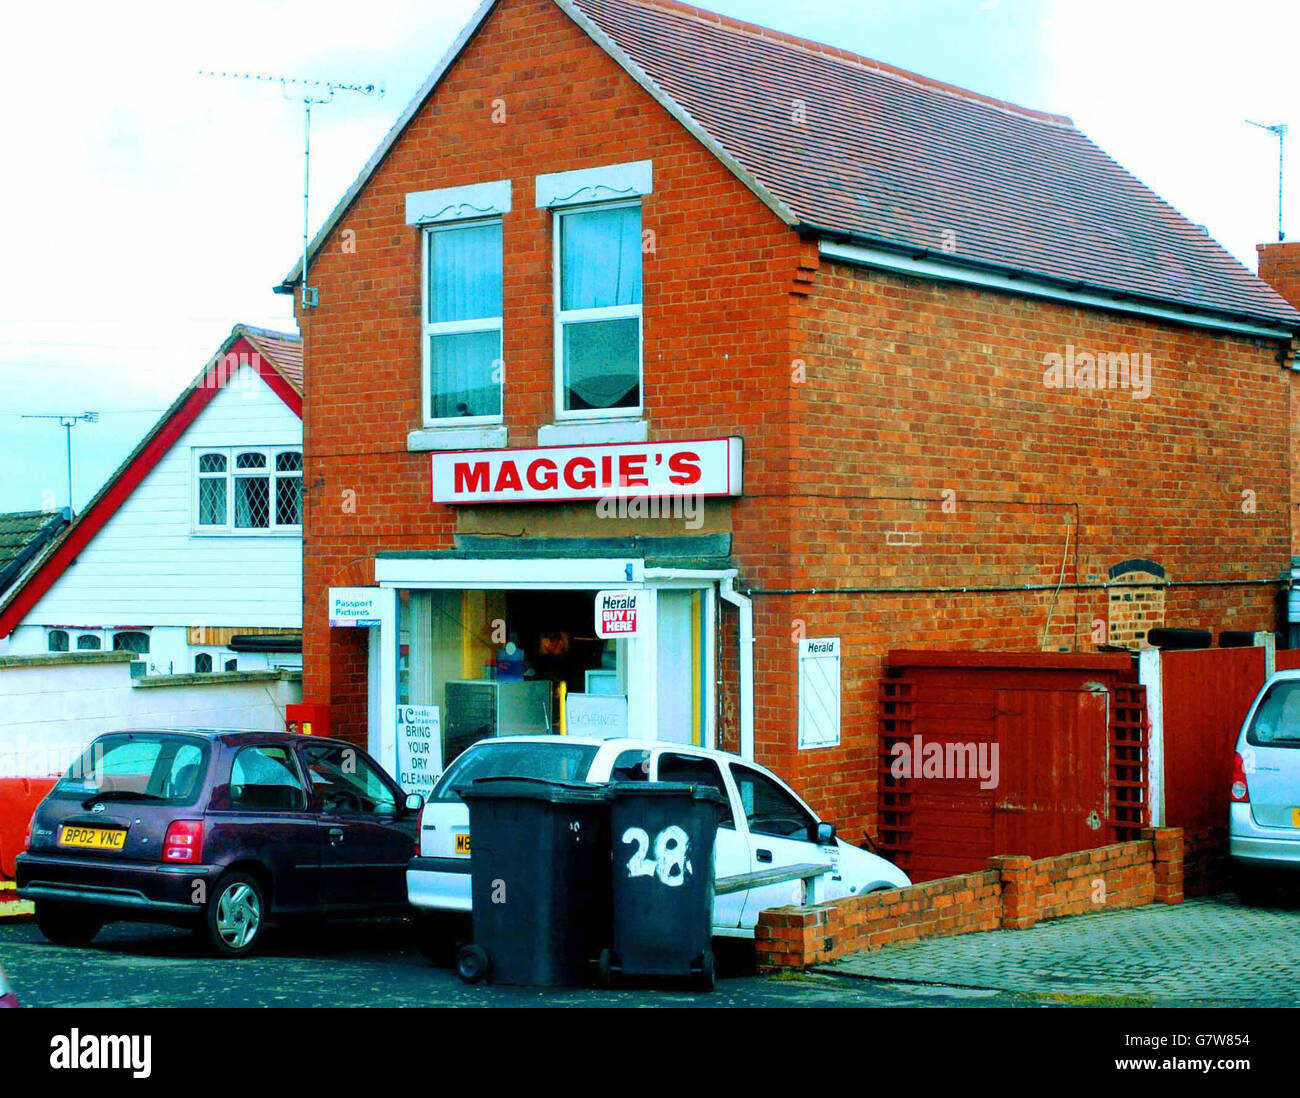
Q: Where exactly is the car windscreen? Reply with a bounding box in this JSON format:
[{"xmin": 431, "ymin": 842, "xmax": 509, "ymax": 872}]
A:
[
  {"xmin": 52, "ymin": 734, "xmax": 210, "ymax": 805},
  {"xmin": 1247, "ymin": 680, "xmax": 1300, "ymax": 748},
  {"xmin": 434, "ymin": 741, "xmax": 600, "ymax": 802}
]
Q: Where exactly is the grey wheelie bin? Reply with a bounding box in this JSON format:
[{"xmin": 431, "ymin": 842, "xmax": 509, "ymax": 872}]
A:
[
  {"xmin": 455, "ymin": 776, "xmax": 610, "ymax": 987},
  {"xmin": 599, "ymin": 782, "xmax": 727, "ymax": 991}
]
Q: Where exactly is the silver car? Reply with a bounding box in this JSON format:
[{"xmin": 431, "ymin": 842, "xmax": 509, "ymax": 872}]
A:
[{"xmin": 1230, "ymin": 670, "xmax": 1300, "ymax": 903}]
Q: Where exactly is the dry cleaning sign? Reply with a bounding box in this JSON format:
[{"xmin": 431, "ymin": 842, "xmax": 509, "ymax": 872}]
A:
[
  {"xmin": 595, "ymin": 590, "xmax": 641, "ymax": 638},
  {"xmin": 396, "ymin": 705, "xmax": 442, "ymax": 796}
]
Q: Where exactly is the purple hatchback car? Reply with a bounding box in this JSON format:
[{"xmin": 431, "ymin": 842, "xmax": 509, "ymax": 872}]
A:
[{"xmin": 17, "ymin": 729, "xmax": 421, "ymax": 957}]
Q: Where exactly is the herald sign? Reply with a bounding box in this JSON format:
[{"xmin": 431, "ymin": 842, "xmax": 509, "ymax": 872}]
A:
[
  {"xmin": 431, "ymin": 437, "xmax": 743, "ymax": 504},
  {"xmin": 596, "ymin": 590, "xmax": 641, "ymax": 638}
]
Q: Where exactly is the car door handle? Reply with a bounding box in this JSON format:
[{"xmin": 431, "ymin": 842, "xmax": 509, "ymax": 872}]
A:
[
  {"xmin": 328, "ymin": 827, "xmax": 344, "ymax": 842},
  {"xmin": 756, "ymin": 848, "xmax": 773, "ymax": 863}
]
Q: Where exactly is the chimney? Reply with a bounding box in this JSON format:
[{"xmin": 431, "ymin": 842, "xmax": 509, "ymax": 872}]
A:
[{"xmin": 1257, "ymin": 241, "xmax": 1300, "ymax": 309}]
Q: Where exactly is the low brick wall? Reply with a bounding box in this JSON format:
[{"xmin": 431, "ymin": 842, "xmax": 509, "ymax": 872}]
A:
[{"xmin": 755, "ymin": 828, "xmax": 1183, "ymax": 971}]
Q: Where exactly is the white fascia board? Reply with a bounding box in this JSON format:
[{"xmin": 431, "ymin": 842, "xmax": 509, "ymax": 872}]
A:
[
  {"xmin": 536, "ymin": 161, "xmax": 652, "ymax": 209},
  {"xmin": 406, "ymin": 180, "xmax": 512, "ymax": 226},
  {"xmin": 550, "ymin": 0, "xmax": 799, "ymax": 228},
  {"xmin": 278, "ymin": 0, "xmax": 500, "ymax": 289},
  {"xmin": 375, "ymin": 557, "xmax": 644, "ymax": 588},
  {"xmin": 819, "ymin": 240, "xmax": 1297, "ymax": 341}
]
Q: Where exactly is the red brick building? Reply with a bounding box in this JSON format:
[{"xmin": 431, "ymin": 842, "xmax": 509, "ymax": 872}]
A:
[{"xmin": 279, "ymin": 0, "xmax": 1300, "ymax": 840}]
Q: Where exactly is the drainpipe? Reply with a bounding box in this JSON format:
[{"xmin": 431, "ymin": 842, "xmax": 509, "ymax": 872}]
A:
[{"xmin": 719, "ymin": 574, "xmax": 754, "ymax": 762}]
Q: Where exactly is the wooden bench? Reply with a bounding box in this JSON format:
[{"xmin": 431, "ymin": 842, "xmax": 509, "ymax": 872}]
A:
[{"xmin": 715, "ymin": 861, "xmax": 831, "ymax": 905}]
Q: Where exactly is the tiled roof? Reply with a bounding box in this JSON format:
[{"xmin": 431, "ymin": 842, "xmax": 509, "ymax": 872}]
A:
[
  {"xmin": 573, "ymin": 0, "xmax": 1299, "ymax": 327},
  {"xmin": 0, "ymin": 510, "xmax": 67, "ymax": 594},
  {"xmin": 240, "ymin": 326, "xmax": 303, "ymax": 395}
]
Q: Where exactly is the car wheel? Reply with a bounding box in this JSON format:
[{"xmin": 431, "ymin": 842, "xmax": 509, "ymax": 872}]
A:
[
  {"xmin": 34, "ymin": 901, "xmax": 102, "ymax": 947},
  {"xmin": 1234, "ymin": 868, "xmax": 1279, "ymax": 907},
  {"xmin": 202, "ymin": 872, "xmax": 266, "ymax": 957},
  {"xmin": 456, "ymin": 943, "xmax": 490, "ymax": 984}
]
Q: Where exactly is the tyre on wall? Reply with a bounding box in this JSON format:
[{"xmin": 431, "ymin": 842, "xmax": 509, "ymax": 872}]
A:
[{"xmin": 201, "ymin": 871, "xmax": 266, "ymax": 958}]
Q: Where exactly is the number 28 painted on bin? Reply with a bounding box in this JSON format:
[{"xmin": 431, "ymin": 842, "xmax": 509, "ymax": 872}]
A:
[{"xmin": 622, "ymin": 825, "xmax": 691, "ymax": 886}]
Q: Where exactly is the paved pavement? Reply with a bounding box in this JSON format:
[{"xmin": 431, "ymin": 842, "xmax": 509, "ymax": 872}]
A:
[
  {"xmin": 4, "ymin": 893, "xmax": 1293, "ymax": 1007},
  {"xmin": 0, "ymin": 918, "xmax": 1043, "ymax": 1008},
  {"xmin": 819, "ymin": 894, "xmax": 1300, "ymax": 1006}
]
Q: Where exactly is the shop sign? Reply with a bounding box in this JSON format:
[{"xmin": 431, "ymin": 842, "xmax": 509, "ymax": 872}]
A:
[
  {"xmin": 396, "ymin": 705, "xmax": 442, "ymax": 794},
  {"xmin": 566, "ymin": 693, "xmax": 629, "ymax": 737},
  {"xmin": 329, "ymin": 587, "xmax": 382, "ymax": 628},
  {"xmin": 595, "ymin": 590, "xmax": 641, "ymax": 638},
  {"xmin": 431, "ymin": 437, "xmax": 743, "ymax": 504}
]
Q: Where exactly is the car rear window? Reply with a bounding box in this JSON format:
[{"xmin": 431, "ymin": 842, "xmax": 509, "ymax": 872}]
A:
[
  {"xmin": 53, "ymin": 734, "xmax": 210, "ymax": 805},
  {"xmin": 434, "ymin": 741, "xmax": 600, "ymax": 802},
  {"xmin": 1247, "ymin": 680, "xmax": 1300, "ymax": 748}
]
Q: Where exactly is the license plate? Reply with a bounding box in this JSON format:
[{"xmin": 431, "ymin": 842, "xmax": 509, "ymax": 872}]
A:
[
  {"xmin": 59, "ymin": 825, "xmax": 126, "ymax": 851},
  {"xmin": 1292, "ymin": 808, "xmax": 1300, "ymax": 828},
  {"xmin": 454, "ymin": 833, "xmax": 471, "ymax": 855}
]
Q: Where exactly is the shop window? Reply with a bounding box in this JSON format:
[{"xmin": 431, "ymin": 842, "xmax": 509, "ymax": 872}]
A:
[
  {"xmin": 76, "ymin": 634, "xmax": 102, "ymax": 651},
  {"xmin": 194, "ymin": 447, "xmax": 302, "ymax": 533},
  {"xmin": 423, "ymin": 220, "xmax": 504, "ymax": 424},
  {"xmin": 555, "ymin": 202, "xmax": 642, "ymax": 418},
  {"xmin": 47, "ymin": 629, "xmax": 69, "ymax": 653},
  {"xmin": 195, "ymin": 653, "xmax": 213, "ymax": 673},
  {"xmin": 113, "ymin": 631, "xmax": 150, "ymax": 655}
]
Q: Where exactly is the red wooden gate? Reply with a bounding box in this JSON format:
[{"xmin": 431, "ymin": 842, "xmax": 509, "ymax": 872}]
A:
[{"xmin": 879, "ymin": 651, "xmax": 1148, "ymax": 883}]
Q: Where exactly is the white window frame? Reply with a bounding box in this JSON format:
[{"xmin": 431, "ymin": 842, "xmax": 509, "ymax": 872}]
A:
[
  {"xmin": 552, "ymin": 199, "xmax": 644, "ymax": 422},
  {"xmin": 421, "ymin": 219, "xmax": 504, "ymax": 429},
  {"xmin": 192, "ymin": 446, "xmax": 302, "ymax": 536}
]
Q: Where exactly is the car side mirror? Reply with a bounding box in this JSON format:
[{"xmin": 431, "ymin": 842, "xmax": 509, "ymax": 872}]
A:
[
  {"xmin": 814, "ymin": 822, "xmax": 836, "ymax": 846},
  {"xmin": 404, "ymin": 793, "xmax": 425, "ymax": 814}
]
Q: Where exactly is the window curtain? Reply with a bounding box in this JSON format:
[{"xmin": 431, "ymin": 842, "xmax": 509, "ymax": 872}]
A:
[
  {"xmin": 561, "ymin": 206, "xmax": 642, "ymax": 310},
  {"xmin": 561, "ymin": 206, "xmax": 642, "ymax": 409},
  {"xmin": 429, "ymin": 223, "xmax": 503, "ymax": 418}
]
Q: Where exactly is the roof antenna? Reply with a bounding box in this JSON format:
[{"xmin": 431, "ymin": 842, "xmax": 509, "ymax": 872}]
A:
[
  {"xmin": 1246, "ymin": 119, "xmax": 1287, "ymax": 242},
  {"xmin": 199, "ymin": 71, "xmax": 385, "ymax": 308},
  {"xmin": 20, "ymin": 412, "xmax": 98, "ymax": 516}
]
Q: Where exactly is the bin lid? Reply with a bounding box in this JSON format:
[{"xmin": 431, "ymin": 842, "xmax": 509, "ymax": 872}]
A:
[
  {"xmin": 607, "ymin": 781, "xmax": 726, "ymax": 805},
  {"xmin": 457, "ymin": 775, "xmax": 609, "ymax": 805}
]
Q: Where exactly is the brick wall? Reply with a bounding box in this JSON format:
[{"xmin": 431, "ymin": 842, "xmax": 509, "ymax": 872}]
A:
[
  {"xmin": 1257, "ymin": 241, "xmax": 1300, "ymax": 558},
  {"xmin": 770, "ymin": 257, "xmax": 1288, "ymax": 839},
  {"xmin": 755, "ymin": 828, "xmax": 1183, "ymax": 971}
]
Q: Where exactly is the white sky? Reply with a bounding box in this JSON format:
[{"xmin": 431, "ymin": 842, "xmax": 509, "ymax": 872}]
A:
[{"xmin": 0, "ymin": 0, "xmax": 1295, "ymax": 512}]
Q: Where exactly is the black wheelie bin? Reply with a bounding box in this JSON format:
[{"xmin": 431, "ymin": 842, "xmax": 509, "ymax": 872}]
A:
[
  {"xmin": 599, "ymin": 781, "xmax": 726, "ymax": 990},
  {"xmin": 455, "ymin": 776, "xmax": 611, "ymax": 986}
]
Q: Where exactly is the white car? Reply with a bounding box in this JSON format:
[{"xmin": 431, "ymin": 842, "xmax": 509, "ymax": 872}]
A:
[
  {"xmin": 407, "ymin": 736, "xmax": 909, "ymax": 941},
  {"xmin": 1230, "ymin": 669, "xmax": 1300, "ymax": 904}
]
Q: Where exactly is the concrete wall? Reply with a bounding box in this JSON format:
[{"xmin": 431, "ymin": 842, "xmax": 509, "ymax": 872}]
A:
[{"xmin": 0, "ymin": 652, "xmax": 302, "ymax": 778}]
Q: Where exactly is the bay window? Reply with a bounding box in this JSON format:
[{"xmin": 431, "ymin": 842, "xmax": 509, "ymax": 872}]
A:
[{"xmin": 424, "ymin": 220, "xmax": 504, "ymax": 424}]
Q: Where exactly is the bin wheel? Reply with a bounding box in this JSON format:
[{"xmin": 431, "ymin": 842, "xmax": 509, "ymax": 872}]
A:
[
  {"xmin": 596, "ymin": 948, "xmax": 614, "ymax": 989},
  {"xmin": 456, "ymin": 944, "xmax": 490, "ymax": 984},
  {"xmin": 694, "ymin": 950, "xmax": 716, "ymax": 992}
]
